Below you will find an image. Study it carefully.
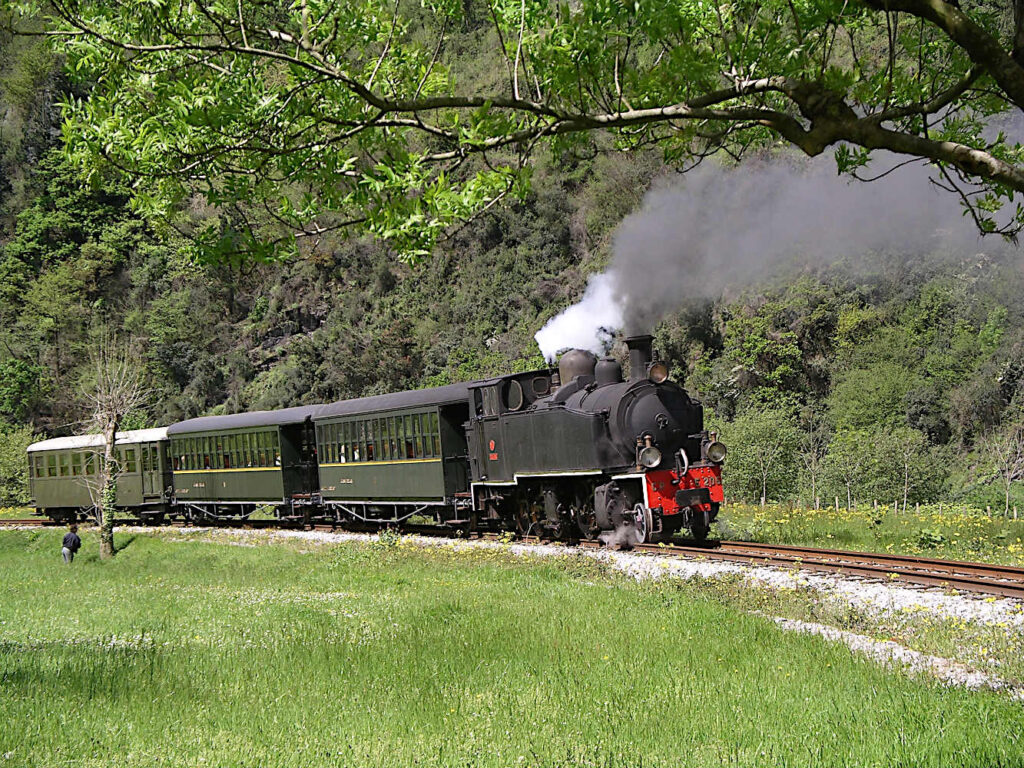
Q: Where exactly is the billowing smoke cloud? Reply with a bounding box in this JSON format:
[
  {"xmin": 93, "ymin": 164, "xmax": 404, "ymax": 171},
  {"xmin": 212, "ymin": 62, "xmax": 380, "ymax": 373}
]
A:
[
  {"xmin": 535, "ymin": 154, "xmax": 999, "ymax": 360},
  {"xmin": 533, "ymin": 273, "xmax": 623, "ymax": 359}
]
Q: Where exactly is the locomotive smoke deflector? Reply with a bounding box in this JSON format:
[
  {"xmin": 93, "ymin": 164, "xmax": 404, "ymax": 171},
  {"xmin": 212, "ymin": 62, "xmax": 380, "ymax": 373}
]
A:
[{"xmin": 625, "ymin": 335, "xmax": 654, "ymax": 381}]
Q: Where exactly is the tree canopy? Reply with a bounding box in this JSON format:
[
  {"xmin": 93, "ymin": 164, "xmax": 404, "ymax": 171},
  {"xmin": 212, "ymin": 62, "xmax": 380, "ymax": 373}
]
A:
[{"xmin": 6, "ymin": 0, "xmax": 1024, "ymax": 258}]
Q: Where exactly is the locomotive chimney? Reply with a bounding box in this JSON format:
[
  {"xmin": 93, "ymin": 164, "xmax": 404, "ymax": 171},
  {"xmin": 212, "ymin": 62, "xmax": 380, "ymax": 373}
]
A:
[{"xmin": 625, "ymin": 335, "xmax": 654, "ymax": 381}]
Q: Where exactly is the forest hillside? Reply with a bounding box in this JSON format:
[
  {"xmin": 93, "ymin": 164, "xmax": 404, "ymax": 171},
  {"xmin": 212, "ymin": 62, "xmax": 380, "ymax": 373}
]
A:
[{"xmin": 1, "ymin": 18, "xmax": 1022, "ymax": 512}]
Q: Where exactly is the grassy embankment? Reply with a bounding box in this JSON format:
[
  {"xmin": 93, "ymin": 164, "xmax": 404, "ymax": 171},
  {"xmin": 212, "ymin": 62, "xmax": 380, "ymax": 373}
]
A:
[
  {"xmin": 0, "ymin": 507, "xmax": 34, "ymax": 520},
  {"xmin": 1, "ymin": 530, "xmax": 1022, "ymax": 768},
  {"xmin": 718, "ymin": 502, "xmax": 1024, "ymax": 565}
]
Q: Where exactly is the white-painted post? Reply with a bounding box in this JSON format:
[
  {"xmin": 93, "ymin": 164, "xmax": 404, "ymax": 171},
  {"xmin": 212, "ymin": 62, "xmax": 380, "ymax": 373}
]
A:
[{"xmin": 835, "ymin": 496, "xmax": 839, "ymax": 512}]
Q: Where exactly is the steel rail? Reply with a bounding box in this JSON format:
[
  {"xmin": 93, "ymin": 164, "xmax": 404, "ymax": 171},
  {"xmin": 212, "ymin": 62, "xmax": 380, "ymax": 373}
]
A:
[{"xmin": 636, "ymin": 541, "xmax": 1024, "ymax": 599}]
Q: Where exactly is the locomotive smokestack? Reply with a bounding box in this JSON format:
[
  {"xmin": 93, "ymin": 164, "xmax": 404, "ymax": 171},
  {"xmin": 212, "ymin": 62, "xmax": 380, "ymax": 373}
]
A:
[{"xmin": 625, "ymin": 335, "xmax": 653, "ymax": 381}]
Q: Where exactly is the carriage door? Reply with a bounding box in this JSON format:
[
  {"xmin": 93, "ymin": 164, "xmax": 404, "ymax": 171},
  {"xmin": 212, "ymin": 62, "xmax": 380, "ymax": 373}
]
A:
[
  {"xmin": 141, "ymin": 443, "xmax": 159, "ymax": 497},
  {"xmin": 299, "ymin": 419, "xmax": 319, "ymax": 493}
]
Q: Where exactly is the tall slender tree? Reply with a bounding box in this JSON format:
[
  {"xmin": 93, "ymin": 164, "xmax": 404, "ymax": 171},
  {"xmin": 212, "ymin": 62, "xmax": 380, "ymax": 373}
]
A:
[
  {"xmin": 79, "ymin": 334, "xmax": 147, "ymax": 559},
  {"xmin": 984, "ymin": 425, "xmax": 1024, "ymax": 515}
]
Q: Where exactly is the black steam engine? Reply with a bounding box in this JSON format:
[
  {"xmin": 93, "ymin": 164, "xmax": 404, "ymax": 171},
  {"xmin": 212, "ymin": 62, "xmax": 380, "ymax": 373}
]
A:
[{"xmin": 468, "ymin": 335, "xmax": 725, "ymax": 543}]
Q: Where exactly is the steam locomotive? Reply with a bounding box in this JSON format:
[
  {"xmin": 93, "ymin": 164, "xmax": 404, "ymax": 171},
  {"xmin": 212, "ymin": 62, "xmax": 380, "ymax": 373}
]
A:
[{"xmin": 27, "ymin": 335, "xmax": 725, "ymax": 544}]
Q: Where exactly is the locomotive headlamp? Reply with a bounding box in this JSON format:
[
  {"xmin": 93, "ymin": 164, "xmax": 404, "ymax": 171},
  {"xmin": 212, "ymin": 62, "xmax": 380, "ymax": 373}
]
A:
[
  {"xmin": 707, "ymin": 441, "xmax": 727, "ymax": 463},
  {"xmin": 638, "ymin": 445, "xmax": 662, "ymax": 468},
  {"xmin": 648, "ymin": 362, "xmax": 670, "ymax": 384}
]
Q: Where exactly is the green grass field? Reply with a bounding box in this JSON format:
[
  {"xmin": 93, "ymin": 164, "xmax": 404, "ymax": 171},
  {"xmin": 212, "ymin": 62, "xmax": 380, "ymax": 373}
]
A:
[
  {"xmin": 1, "ymin": 530, "xmax": 1022, "ymax": 767},
  {"xmin": 0, "ymin": 507, "xmax": 35, "ymax": 520}
]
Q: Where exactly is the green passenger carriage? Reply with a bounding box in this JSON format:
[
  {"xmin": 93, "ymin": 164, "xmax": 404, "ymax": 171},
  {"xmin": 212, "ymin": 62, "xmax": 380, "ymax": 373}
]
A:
[
  {"xmin": 27, "ymin": 428, "xmax": 171, "ymax": 522},
  {"xmin": 166, "ymin": 405, "xmax": 321, "ymax": 520},
  {"xmin": 313, "ymin": 383, "xmax": 471, "ymax": 523}
]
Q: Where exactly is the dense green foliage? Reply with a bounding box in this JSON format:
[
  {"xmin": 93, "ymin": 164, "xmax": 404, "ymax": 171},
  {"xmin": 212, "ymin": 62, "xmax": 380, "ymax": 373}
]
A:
[
  {"xmin": 2, "ymin": 530, "xmax": 1022, "ymax": 767},
  {"xmin": 1, "ymin": 8, "xmax": 1023, "ymax": 512},
  {"xmin": 9, "ymin": 0, "xmax": 1024, "ymax": 255}
]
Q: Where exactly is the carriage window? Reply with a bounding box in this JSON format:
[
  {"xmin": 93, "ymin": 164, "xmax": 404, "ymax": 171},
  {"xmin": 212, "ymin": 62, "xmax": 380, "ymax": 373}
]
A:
[
  {"xmin": 46, "ymin": 454, "xmax": 57, "ymax": 477},
  {"xmin": 432, "ymin": 412, "xmax": 441, "ymax": 457},
  {"xmin": 58, "ymin": 453, "xmax": 69, "ymax": 477},
  {"xmin": 85, "ymin": 452, "xmax": 95, "ymax": 475},
  {"xmin": 403, "ymin": 415, "xmax": 414, "ymax": 459},
  {"xmin": 271, "ymin": 431, "xmax": 281, "ymax": 466},
  {"xmin": 71, "ymin": 452, "xmax": 82, "ymax": 477},
  {"xmin": 413, "ymin": 414, "xmax": 424, "ymax": 458},
  {"xmin": 125, "ymin": 449, "xmax": 137, "ymax": 473},
  {"xmin": 364, "ymin": 419, "xmax": 375, "ymax": 462},
  {"xmin": 354, "ymin": 422, "xmax": 364, "ymax": 462},
  {"xmin": 142, "ymin": 447, "xmax": 150, "ymax": 473}
]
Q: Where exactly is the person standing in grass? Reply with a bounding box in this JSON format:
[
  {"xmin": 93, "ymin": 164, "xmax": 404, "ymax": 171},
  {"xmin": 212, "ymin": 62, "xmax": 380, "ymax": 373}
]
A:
[{"xmin": 62, "ymin": 525, "xmax": 81, "ymax": 564}]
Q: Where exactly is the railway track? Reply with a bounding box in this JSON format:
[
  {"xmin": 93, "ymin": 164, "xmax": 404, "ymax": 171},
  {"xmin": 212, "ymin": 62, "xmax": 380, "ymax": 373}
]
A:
[
  {"xmin": 637, "ymin": 540, "xmax": 1024, "ymax": 600},
  {"xmin": 5, "ymin": 516, "xmax": 1023, "ymax": 599},
  {"xmin": 0, "ymin": 518, "xmax": 60, "ymax": 527}
]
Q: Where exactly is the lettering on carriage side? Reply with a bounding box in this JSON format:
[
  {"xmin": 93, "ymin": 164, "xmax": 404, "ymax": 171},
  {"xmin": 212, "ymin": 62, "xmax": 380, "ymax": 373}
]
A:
[
  {"xmin": 337, "ymin": 478, "xmax": 354, "ymax": 484},
  {"xmin": 192, "ymin": 482, "xmax": 205, "ymax": 489}
]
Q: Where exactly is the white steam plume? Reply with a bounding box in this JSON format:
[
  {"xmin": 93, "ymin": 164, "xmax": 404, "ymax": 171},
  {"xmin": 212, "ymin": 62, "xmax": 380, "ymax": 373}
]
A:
[
  {"xmin": 534, "ymin": 154, "xmax": 1005, "ymax": 360},
  {"xmin": 534, "ymin": 273, "xmax": 622, "ymax": 361}
]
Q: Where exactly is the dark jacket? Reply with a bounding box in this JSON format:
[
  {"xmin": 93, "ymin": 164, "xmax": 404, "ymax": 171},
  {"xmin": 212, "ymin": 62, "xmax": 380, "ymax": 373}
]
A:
[{"xmin": 62, "ymin": 532, "xmax": 81, "ymax": 553}]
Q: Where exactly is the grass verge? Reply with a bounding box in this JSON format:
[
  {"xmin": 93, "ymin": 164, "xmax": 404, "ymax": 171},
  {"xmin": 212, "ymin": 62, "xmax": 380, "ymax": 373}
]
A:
[{"xmin": 2, "ymin": 530, "xmax": 1023, "ymax": 767}]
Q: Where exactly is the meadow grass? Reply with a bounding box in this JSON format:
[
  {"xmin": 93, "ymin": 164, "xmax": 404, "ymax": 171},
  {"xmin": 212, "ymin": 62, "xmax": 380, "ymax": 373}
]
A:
[
  {"xmin": 718, "ymin": 502, "xmax": 1024, "ymax": 565},
  {"xmin": 0, "ymin": 508, "xmax": 34, "ymax": 520},
  {"xmin": 1, "ymin": 531, "xmax": 1022, "ymax": 767}
]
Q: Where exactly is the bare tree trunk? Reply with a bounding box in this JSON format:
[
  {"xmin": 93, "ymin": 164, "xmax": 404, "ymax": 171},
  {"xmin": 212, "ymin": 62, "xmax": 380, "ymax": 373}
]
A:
[
  {"xmin": 1014, "ymin": 0, "xmax": 1024, "ymax": 66},
  {"xmin": 846, "ymin": 483, "xmax": 852, "ymax": 510},
  {"xmin": 99, "ymin": 420, "xmax": 119, "ymax": 559},
  {"xmin": 903, "ymin": 462, "xmax": 910, "ymax": 515}
]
